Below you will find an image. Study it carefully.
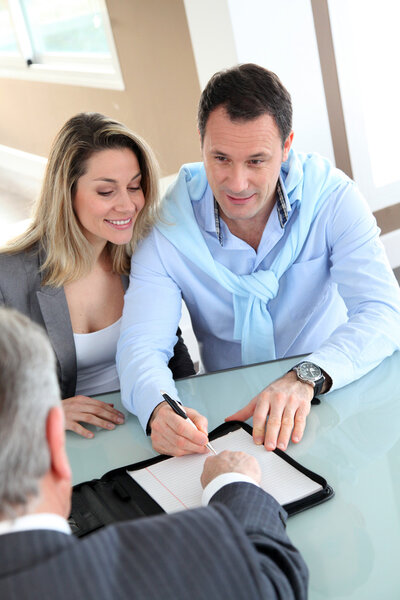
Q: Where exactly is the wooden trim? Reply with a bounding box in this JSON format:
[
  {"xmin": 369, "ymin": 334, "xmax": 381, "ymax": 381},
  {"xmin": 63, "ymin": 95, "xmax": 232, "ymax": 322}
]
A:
[
  {"xmin": 374, "ymin": 204, "xmax": 400, "ymax": 235},
  {"xmin": 311, "ymin": 0, "xmax": 353, "ymax": 178}
]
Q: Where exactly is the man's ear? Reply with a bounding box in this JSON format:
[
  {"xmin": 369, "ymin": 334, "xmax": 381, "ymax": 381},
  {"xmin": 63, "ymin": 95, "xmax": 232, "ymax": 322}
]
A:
[
  {"xmin": 282, "ymin": 131, "xmax": 294, "ymax": 162},
  {"xmin": 46, "ymin": 406, "xmax": 71, "ymax": 483}
]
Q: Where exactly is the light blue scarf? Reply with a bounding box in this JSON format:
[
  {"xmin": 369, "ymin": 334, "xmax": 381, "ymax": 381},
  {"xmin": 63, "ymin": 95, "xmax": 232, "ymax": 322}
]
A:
[{"xmin": 156, "ymin": 149, "xmax": 347, "ymax": 364}]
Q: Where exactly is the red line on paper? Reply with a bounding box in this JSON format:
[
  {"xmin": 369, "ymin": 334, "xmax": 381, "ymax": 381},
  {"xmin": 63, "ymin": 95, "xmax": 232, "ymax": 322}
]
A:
[{"xmin": 145, "ymin": 467, "xmax": 188, "ymax": 509}]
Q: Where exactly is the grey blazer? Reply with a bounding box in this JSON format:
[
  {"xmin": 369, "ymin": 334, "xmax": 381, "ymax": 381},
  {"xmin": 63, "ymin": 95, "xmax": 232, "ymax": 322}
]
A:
[
  {"xmin": 0, "ymin": 483, "xmax": 308, "ymax": 600},
  {"xmin": 0, "ymin": 245, "xmax": 195, "ymax": 399}
]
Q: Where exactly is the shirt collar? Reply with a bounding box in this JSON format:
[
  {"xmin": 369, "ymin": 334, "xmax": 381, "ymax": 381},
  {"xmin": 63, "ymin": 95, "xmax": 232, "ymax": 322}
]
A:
[
  {"xmin": 0, "ymin": 513, "xmax": 71, "ymax": 536},
  {"xmin": 211, "ymin": 175, "xmax": 292, "ymax": 246},
  {"xmin": 276, "ymin": 175, "xmax": 291, "ymax": 227},
  {"xmin": 213, "ymin": 196, "xmax": 224, "ymax": 245}
]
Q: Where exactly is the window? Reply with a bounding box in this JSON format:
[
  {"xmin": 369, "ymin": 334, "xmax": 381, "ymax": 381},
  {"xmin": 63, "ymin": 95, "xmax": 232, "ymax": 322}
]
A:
[
  {"xmin": 0, "ymin": 1, "xmax": 19, "ymax": 53},
  {"xmin": 0, "ymin": 0, "xmax": 124, "ymax": 89}
]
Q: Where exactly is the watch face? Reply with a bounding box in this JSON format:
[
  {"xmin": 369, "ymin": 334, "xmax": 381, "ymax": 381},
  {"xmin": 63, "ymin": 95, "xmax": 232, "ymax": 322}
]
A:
[{"xmin": 298, "ymin": 362, "xmax": 321, "ymax": 380}]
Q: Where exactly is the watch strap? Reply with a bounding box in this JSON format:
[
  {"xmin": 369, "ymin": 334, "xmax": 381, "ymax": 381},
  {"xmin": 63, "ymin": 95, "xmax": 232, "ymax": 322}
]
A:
[{"xmin": 313, "ymin": 375, "xmax": 324, "ymax": 397}]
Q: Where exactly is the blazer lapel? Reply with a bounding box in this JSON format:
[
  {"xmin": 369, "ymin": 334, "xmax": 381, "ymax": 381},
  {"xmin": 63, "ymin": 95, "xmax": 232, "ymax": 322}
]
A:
[{"xmin": 36, "ymin": 285, "xmax": 76, "ymax": 399}]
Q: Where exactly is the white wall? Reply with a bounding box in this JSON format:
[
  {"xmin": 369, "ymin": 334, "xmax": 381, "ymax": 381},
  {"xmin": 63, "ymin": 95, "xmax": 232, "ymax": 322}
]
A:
[
  {"xmin": 228, "ymin": 0, "xmax": 334, "ymax": 160},
  {"xmin": 328, "ymin": 0, "xmax": 400, "ymax": 212},
  {"xmin": 184, "ymin": 0, "xmax": 334, "ymax": 160},
  {"xmin": 183, "ymin": 0, "xmax": 238, "ymax": 90}
]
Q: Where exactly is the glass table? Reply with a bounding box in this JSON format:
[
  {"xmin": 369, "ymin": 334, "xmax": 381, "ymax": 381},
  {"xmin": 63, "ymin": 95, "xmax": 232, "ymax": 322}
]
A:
[{"xmin": 67, "ymin": 352, "xmax": 400, "ymax": 599}]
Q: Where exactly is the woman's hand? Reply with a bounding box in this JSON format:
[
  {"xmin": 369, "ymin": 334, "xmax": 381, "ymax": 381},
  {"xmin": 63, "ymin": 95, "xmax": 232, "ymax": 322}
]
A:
[{"xmin": 62, "ymin": 396, "xmax": 125, "ymax": 438}]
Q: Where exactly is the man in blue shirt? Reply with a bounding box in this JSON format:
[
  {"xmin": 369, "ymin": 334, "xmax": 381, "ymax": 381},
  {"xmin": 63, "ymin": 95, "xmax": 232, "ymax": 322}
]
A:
[{"xmin": 117, "ymin": 64, "xmax": 400, "ymax": 457}]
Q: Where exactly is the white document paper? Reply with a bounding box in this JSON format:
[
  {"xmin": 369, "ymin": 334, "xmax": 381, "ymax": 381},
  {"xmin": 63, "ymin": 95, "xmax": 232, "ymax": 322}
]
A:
[{"xmin": 128, "ymin": 428, "xmax": 322, "ymax": 513}]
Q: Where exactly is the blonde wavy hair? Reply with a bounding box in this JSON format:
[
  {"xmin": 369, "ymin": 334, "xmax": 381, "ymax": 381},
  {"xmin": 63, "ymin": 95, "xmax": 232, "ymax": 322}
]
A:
[{"xmin": 3, "ymin": 112, "xmax": 160, "ymax": 286}]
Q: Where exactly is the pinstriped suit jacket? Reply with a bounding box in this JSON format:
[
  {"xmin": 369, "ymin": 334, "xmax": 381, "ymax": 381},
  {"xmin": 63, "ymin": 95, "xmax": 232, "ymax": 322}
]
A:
[
  {"xmin": 0, "ymin": 244, "xmax": 195, "ymax": 399},
  {"xmin": 0, "ymin": 483, "xmax": 308, "ymax": 600}
]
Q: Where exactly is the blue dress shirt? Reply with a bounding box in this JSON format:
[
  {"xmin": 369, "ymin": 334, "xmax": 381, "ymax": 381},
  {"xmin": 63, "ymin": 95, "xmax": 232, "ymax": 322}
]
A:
[{"xmin": 117, "ymin": 170, "xmax": 400, "ymax": 431}]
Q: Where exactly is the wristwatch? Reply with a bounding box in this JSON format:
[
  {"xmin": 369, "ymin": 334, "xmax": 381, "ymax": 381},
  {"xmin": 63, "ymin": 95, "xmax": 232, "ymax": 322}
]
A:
[{"xmin": 291, "ymin": 361, "xmax": 325, "ymax": 398}]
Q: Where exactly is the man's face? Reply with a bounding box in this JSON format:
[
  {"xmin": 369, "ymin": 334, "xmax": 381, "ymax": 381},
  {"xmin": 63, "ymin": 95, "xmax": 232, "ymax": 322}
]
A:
[{"xmin": 202, "ymin": 106, "xmax": 293, "ymax": 231}]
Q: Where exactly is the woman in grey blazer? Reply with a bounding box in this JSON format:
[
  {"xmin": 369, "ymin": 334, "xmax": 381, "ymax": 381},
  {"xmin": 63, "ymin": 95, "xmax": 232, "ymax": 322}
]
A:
[{"xmin": 0, "ymin": 113, "xmax": 194, "ymax": 438}]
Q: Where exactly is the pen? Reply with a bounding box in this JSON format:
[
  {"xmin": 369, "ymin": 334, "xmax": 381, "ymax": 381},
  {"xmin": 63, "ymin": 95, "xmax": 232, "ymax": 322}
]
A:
[{"xmin": 160, "ymin": 390, "xmax": 217, "ymax": 455}]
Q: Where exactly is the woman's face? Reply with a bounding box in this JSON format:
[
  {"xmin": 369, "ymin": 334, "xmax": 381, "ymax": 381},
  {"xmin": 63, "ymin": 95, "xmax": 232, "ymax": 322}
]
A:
[{"xmin": 73, "ymin": 147, "xmax": 145, "ymax": 249}]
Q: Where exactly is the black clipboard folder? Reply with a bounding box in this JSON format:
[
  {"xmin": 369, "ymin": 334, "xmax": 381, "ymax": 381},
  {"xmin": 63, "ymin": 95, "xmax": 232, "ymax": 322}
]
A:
[{"xmin": 70, "ymin": 421, "xmax": 334, "ymax": 537}]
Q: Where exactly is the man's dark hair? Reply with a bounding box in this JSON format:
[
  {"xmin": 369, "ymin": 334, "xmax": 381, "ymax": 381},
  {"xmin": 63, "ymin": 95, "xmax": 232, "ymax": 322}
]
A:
[{"xmin": 198, "ymin": 63, "xmax": 292, "ymax": 146}]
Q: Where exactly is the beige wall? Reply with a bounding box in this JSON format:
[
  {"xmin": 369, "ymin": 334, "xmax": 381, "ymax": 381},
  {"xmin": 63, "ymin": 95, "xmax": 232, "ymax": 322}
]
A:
[{"xmin": 0, "ymin": 0, "xmax": 201, "ymax": 175}]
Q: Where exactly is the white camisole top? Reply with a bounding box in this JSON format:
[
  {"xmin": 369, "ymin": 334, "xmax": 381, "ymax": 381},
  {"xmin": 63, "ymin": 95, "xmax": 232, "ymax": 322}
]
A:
[{"xmin": 73, "ymin": 318, "xmax": 121, "ymax": 396}]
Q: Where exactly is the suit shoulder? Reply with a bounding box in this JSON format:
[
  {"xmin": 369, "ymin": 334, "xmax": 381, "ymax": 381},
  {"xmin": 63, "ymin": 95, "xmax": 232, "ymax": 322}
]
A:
[
  {"xmin": 0, "ymin": 246, "xmax": 41, "ymax": 303},
  {"xmin": 0, "ymin": 245, "xmax": 40, "ymax": 271}
]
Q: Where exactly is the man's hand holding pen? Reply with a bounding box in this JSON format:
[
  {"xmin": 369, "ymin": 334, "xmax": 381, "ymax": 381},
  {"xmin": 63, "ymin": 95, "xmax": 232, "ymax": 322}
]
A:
[
  {"xmin": 149, "ymin": 401, "xmax": 211, "ymax": 456},
  {"xmin": 149, "ymin": 372, "xmax": 316, "ymax": 457}
]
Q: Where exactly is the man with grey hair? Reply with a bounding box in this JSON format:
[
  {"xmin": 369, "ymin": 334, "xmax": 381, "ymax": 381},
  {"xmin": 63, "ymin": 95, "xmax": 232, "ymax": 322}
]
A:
[{"xmin": 0, "ymin": 307, "xmax": 308, "ymax": 599}]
